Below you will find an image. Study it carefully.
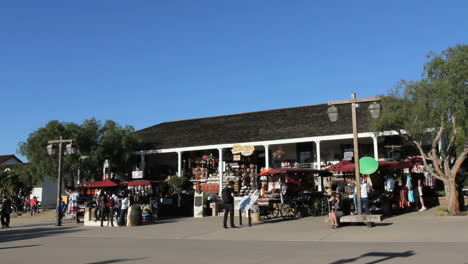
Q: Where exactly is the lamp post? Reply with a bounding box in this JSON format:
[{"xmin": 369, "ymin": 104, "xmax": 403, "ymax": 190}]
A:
[
  {"xmin": 327, "ymin": 93, "xmax": 381, "ymax": 215},
  {"xmin": 47, "ymin": 136, "xmax": 76, "ymax": 226}
]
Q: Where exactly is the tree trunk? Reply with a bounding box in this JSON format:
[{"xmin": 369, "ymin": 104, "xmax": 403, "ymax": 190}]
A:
[{"xmin": 446, "ymin": 178, "xmax": 460, "ymax": 215}]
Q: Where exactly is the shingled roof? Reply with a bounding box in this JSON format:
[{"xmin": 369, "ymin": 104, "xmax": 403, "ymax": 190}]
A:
[
  {"xmin": 0, "ymin": 155, "xmax": 23, "ymax": 165},
  {"xmin": 136, "ymin": 102, "xmax": 375, "ymax": 150}
]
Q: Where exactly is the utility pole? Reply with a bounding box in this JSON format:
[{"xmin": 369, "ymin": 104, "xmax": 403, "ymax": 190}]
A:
[
  {"xmin": 47, "ymin": 137, "xmax": 75, "ymax": 226},
  {"xmin": 328, "ymin": 93, "xmax": 380, "ymax": 215}
]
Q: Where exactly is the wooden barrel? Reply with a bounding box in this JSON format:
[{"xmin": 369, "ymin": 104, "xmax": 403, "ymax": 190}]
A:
[{"xmin": 129, "ymin": 206, "xmax": 142, "ymax": 226}]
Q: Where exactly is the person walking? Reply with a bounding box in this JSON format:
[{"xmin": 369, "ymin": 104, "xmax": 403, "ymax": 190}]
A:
[
  {"xmin": 417, "ymin": 176, "xmax": 427, "ymax": 211},
  {"xmin": 221, "ymin": 181, "xmax": 236, "ymax": 229},
  {"xmin": 108, "ymin": 194, "xmax": 119, "ymax": 227},
  {"xmin": 1, "ymin": 196, "xmax": 12, "ymax": 229},
  {"xmin": 30, "ymin": 196, "xmax": 37, "ymax": 216},
  {"xmin": 361, "ymin": 178, "xmax": 370, "ymax": 215},
  {"xmin": 57, "ymin": 197, "xmax": 67, "ymax": 225},
  {"xmin": 34, "ymin": 196, "xmax": 40, "ymax": 214},
  {"xmin": 99, "ymin": 193, "xmax": 109, "ymax": 227},
  {"xmin": 119, "ymin": 194, "xmax": 130, "ymax": 226},
  {"xmin": 24, "ymin": 196, "xmax": 31, "ymax": 214}
]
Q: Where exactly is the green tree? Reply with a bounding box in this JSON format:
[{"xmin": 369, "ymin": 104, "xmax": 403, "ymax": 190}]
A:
[
  {"xmin": 372, "ymin": 45, "xmax": 467, "ymax": 215},
  {"xmin": 0, "ymin": 167, "xmax": 32, "ymax": 197},
  {"xmin": 19, "ymin": 118, "xmax": 139, "ymax": 186}
]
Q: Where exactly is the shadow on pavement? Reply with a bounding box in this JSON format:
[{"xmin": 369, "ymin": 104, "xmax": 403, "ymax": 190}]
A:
[
  {"xmin": 8, "ymin": 222, "xmax": 57, "ymax": 228},
  {"xmin": 0, "ymin": 226, "xmax": 81, "ymax": 244},
  {"xmin": 329, "ymin": 250, "xmax": 415, "ymax": 264},
  {"xmin": 262, "ymin": 217, "xmax": 300, "ymax": 224},
  {"xmin": 373, "ymin": 223, "xmax": 393, "ymax": 227},
  {"xmin": 87, "ymin": 258, "xmax": 146, "ymax": 264},
  {"xmin": 141, "ymin": 217, "xmax": 192, "ymax": 225},
  {"xmin": 0, "ymin": 244, "xmax": 40, "ymax": 250}
]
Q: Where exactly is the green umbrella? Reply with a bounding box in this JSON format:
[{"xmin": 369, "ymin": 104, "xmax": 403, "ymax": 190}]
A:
[{"xmin": 359, "ymin": 157, "xmax": 379, "ymax": 174}]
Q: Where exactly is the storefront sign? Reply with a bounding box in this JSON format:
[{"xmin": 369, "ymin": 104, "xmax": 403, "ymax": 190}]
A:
[
  {"xmin": 132, "ymin": 171, "xmax": 143, "ymax": 179},
  {"xmin": 232, "ymin": 144, "xmax": 255, "ymax": 156}
]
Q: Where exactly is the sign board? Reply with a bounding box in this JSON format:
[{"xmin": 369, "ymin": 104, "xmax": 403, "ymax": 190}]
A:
[
  {"xmin": 232, "ymin": 144, "xmax": 255, "ymax": 156},
  {"xmin": 193, "ymin": 191, "xmax": 204, "ymax": 218},
  {"xmin": 132, "ymin": 171, "xmax": 143, "ymax": 179},
  {"xmin": 238, "ymin": 190, "xmax": 259, "ymax": 211}
]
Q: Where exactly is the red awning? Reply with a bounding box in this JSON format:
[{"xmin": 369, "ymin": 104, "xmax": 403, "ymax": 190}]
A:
[
  {"xmin": 379, "ymin": 161, "xmax": 414, "ymax": 170},
  {"xmin": 328, "ymin": 160, "xmax": 414, "ymax": 173},
  {"xmin": 326, "ymin": 160, "xmax": 354, "ymax": 172},
  {"xmin": 254, "ymin": 168, "xmax": 331, "ymax": 177},
  {"xmin": 85, "ymin": 179, "xmax": 119, "ymax": 188},
  {"xmin": 124, "ymin": 180, "xmax": 158, "ymax": 186}
]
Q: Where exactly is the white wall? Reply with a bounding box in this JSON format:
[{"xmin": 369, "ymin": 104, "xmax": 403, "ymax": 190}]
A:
[{"xmin": 31, "ymin": 176, "xmax": 58, "ymax": 208}]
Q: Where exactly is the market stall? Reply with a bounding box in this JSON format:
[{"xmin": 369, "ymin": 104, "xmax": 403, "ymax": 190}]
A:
[
  {"xmin": 253, "ymin": 168, "xmax": 332, "ymax": 220},
  {"xmin": 121, "ymin": 180, "xmax": 160, "ymax": 222},
  {"xmin": 325, "ymin": 158, "xmax": 435, "ymax": 216}
]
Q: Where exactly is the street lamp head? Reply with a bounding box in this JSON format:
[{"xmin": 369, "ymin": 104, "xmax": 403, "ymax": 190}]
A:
[
  {"xmin": 66, "ymin": 143, "xmax": 76, "ymax": 155},
  {"xmin": 327, "ymin": 105, "xmax": 339, "ymax": 122},
  {"xmin": 47, "ymin": 144, "xmax": 56, "ymax": 156},
  {"xmin": 368, "ymin": 101, "xmax": 382, "ymax": 119}
]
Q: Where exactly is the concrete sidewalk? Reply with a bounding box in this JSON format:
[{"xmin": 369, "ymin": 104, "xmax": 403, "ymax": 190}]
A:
[
  {"xmin": 2, "ymin": 207, "xmax": 468, "ymax": 264},
  {"xmin": 7, "ymin": 206, "xmax": 468, "ymax": 243}
]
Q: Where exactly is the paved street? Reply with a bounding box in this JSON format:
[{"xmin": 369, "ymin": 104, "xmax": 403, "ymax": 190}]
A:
[{"xmin": 1, "ymin": 209, "xmax": 468, "ymax": 264}]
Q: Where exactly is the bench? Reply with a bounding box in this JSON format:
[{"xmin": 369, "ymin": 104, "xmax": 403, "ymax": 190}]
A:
[{"xmin": 339, "ymin": 214, "xmax": 382, "ymax": 227}]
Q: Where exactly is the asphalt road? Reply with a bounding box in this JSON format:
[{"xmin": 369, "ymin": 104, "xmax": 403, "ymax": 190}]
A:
[{"xmin": 1, "ymin": 209, "xmax": 468, "ymax": 264}]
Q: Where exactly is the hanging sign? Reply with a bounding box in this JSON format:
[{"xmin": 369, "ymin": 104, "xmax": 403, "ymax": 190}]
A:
[
  {"xmin": 132, "ymin": 171, "xmax": 143, "ymax": 179},
  {"xmin": 232, "ymin": 144, "xmax": 255, "ymax": 156}
]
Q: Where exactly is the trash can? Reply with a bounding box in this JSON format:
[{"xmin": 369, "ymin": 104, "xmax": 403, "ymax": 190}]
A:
[
  {"xmin": 381, "ymin": 198, "xmax": 392, "ymax": 217},
  {"xmin": 128, "ymin": 205, "xmax": 142, "ymax": 226}
]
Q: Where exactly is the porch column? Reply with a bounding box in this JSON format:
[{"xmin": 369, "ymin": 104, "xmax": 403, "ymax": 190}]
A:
[
  {"xmin": 139, "ymin": 152, "xmax": 146, "ymax": 174},
  {"xmin": 177, "ymin": 151, "xmax": 182, "ymax": 177},
  {"xmin": 372, "ymin": 135, "xmax": 379, "ymax": 160},
  {"xmin": 264, "ymin": 145, "xmax": 270, "ymax": 169},
  {"xmin": 218, "ymin": 148, "xmax": 223, "ymax": 193},
  {"xmin": 315, "ymin": 141, "xmax": 322, "ymax": 192}
]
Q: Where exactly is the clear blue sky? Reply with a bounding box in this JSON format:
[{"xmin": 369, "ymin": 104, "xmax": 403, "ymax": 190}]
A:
[{"xmin": 1, "ymin": 0, "xmax": 467, "ymax": 161}]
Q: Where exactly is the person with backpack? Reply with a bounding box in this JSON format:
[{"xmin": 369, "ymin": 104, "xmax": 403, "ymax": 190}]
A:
[
  {"xmin": 1, "ymin": 196, "xmax": 12, "ymax": 229},
  {"xmin": 108, "ymin": 194, "xmax": 119, "ymax": 227},
  {"xmin": 222, "ymin": 181, "xmax": 236, "ymax": 229}
]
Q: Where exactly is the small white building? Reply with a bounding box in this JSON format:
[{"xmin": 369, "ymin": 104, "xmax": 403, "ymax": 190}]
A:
[{"xmin": 1, "ymin": 155, "xmax": 57, "ymax": 208}]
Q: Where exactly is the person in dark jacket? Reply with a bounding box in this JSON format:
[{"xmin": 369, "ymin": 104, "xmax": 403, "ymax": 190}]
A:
[
  {"xmin": 1, "ymin": 196, "xmax": 12, "ymax": 229},
  {"xmin": 99, "ymin": 193, "xmax": 109, "ymax": 227},
  {"xmin": 222, "ymin": 181, "xmax": 236, "ymax": 229}
]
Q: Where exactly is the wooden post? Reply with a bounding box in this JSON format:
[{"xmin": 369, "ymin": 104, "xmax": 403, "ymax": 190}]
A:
[
  {"xmin": 239, "ymin": 209, "xmax": 242, "ymax": 225},
  {"xmin": 327, "ymin": 93, "xmax": 381, "ymax": 216},
  {"xmin": 351, "ymin": 93, "xmax": 362, "ymax": 215}
]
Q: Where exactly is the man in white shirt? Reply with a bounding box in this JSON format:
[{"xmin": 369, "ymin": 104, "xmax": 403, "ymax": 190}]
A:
[
  {"xmin": 119, "ymin": 194, "xmax": 130, "ymax": 226},
  {"xmin": 360, "ymin": 178, "xmax": 370, "ymax": 214}
]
